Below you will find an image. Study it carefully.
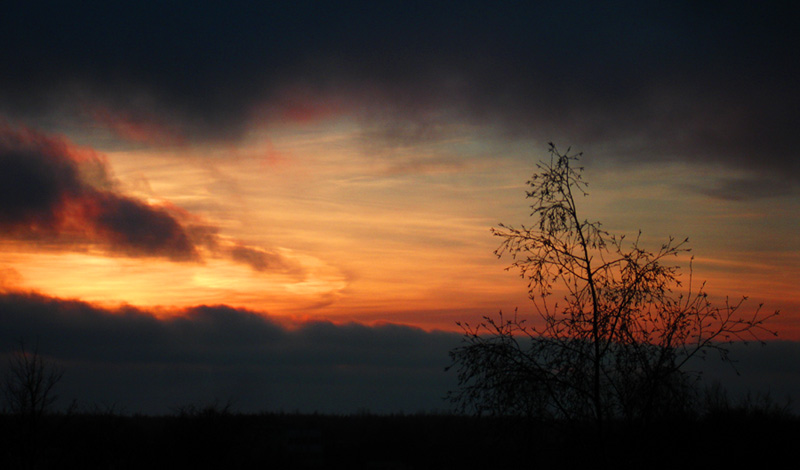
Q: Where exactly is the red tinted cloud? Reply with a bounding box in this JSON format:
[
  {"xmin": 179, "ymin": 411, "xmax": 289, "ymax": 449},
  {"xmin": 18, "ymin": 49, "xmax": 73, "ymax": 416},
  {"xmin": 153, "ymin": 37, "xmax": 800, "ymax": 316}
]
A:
[
  {"xmin": 0, "ymin": 123, "xmax": 198, "ymax": 260},
  {"xmin": 81, "ymin": 192, "xmax": 199, "ymax": 260},
  {"xmin": 0, "ymin": 123, "xmax": 307, "ymax": 270},
  {"xmin": 0, "ymin": 124, "xmax": 85, "ymax": 231}
]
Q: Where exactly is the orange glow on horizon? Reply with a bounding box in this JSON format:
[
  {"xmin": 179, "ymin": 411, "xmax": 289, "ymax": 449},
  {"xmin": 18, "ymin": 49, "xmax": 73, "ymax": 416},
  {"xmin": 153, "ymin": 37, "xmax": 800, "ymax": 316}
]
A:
[{"xmin": 0, "ymin": 120, "xmax": 796, "ymax": 339}]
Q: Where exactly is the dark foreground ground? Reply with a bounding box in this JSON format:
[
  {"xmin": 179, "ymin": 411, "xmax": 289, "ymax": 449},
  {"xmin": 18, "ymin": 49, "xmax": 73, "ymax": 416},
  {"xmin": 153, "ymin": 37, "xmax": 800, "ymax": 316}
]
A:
[{"xmin": 1, "ymin": 409, "xmax": 798, "ymax": 469}]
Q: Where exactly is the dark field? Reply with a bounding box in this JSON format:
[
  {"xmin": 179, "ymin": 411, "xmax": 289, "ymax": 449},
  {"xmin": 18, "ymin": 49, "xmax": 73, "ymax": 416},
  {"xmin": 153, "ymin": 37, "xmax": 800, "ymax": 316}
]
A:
[{"xmin": 1, "ymin": 408, "xmax": 798, "ymax": 469}]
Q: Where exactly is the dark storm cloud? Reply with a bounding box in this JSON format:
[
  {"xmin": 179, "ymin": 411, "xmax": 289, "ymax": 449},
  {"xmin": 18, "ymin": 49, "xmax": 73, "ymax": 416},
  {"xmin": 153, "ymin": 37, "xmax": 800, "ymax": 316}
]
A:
[
  {"xmin": 0, "ymin": 125, "xmax": 84, "ymax": 228},
  {"xmin": 0, "ymin": 290, "xmax": 462, "ymax": 413},
  {"xmin": 0, "ymin": 2, "xmax": 334, "ymax": 140},
  {"xmin": 0, "ymin": 124, "xmax": 300, "ymax": 269},
  {"xmin": 89, "ymin": 194, "xmax": 200, "ymax": 260},
  {"xmin": 2, "ymin": 1, "xmax": 797, "ymax": 193},
  {"xmin": 0, "ymin": 123, "xmax": 198, "ymax": 260}
]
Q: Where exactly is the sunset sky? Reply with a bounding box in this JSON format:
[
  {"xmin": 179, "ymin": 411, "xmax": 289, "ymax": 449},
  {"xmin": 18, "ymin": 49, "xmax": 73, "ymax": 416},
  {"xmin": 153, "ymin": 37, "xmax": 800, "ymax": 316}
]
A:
[{"xmin": 1, "ymin": 2, "xmax": 798, "ymax": 413}]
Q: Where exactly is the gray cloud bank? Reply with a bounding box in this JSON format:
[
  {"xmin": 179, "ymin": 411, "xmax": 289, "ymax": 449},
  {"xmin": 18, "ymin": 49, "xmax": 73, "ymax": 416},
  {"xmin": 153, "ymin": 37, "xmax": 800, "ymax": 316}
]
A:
[
  {"xmin": 0, "ymin": 291, "xmax": 461, "ymax": 414},
  {"xmin": 1, "ymin": 290, "xmax": 798, "ymax": 415},
  {"xmin": 1, "ymin": 2, "xmax": 797, "ymax": 196}
]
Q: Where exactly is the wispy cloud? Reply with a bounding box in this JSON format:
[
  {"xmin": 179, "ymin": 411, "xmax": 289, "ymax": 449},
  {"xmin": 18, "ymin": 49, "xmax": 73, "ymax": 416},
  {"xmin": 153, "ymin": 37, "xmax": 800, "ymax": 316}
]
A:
[
  {"xmin": 691, "ymin": 175, "xmax": 799, "ymax": 201},
  {"xmin": 88, "ymin": 106, "xmax": 187, "ymax": 146}
]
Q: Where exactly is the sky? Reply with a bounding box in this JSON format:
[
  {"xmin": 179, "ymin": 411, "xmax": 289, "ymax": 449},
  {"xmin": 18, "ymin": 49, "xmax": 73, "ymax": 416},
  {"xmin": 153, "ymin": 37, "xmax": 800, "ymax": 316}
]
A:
[{"xmin": 1, "ymin": 1, "xmax": 798, "ymax": 414}]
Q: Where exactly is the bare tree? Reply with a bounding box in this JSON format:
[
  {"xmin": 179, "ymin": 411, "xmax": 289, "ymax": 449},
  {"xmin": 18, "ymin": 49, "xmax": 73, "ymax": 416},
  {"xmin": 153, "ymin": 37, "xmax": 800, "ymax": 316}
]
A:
[
  {"xmin": 2, "ymin": 340, "xmax": 64, "ymax": 470},
  {"xmin": 448, "ymin": 143, "xmax": 777, "ymax": 429},
  {"xmin": 2, "ymin": 339, "xmax": 64, "ymax": 419}
]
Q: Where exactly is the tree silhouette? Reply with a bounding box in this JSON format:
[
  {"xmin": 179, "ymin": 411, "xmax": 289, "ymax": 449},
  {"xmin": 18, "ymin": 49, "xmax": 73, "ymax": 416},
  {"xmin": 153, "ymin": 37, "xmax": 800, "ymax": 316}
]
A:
[
  {"xmin": 2, "ymin": 339, "xmax": 64, "ymax": 420},
  {"xmin": 2, "ymin": 339, "xmax": 65, "ymax": 469},
  {"xmin": 448, "ymin": 143, "xmax": 777, "ymax": 430}
]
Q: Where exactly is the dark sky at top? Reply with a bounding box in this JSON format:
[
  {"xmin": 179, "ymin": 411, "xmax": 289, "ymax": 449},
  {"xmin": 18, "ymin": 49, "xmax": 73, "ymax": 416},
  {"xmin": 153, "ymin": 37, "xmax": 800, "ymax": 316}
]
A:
[{"xmin": 1, "ymin": 1, "xmax": 798, "ymax": 196}]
